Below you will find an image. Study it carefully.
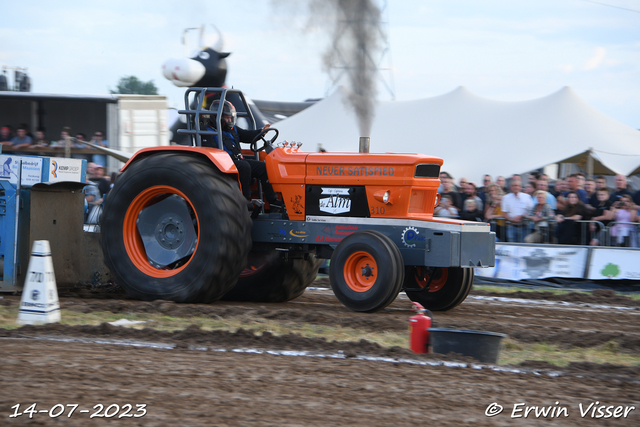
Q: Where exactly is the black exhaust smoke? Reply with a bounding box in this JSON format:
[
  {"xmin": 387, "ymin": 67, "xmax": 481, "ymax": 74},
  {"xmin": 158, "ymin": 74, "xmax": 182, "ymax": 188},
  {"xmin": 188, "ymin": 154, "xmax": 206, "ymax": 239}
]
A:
[{"xmin": 271, "ymin": 0, "xmax": 383, "ymax": 138}]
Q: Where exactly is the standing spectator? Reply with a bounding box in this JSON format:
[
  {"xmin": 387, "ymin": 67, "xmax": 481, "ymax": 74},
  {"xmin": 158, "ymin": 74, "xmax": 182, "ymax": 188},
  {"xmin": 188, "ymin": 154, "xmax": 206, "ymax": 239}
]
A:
[
  {"xmin": 555, "ymin": 191, "xmax": 587, "ymax": 245},
  {"xmin": 460, "ymin": 199, "xmax": 483, "ymax": 222},
  {"xmin": 73, "ymin": 132, "xmax": 92, "ymax": 162},
  {"xmin": 478, "ymin": 175, "xmax": 492, "ymax": 194},
  {"xmin": 90, "ymin": 131, "xmax": 109, "ymax": 167},
  {"xmin": 18, "ymin": 123, "xmax": 34, "ymax": 139},
  {"xmin": 484, "ymin": 183, "xmax": 506, "ymax": 241},
  {"xmin": 434, "ymin": 195, "xmax": 458, "ymax": 218},
  {"xmin": 595, "ymin": 175, "xmax": 609, "ymax": 191},
  {"xmin": 478, "ymin": 174, "xmax": 491, "ymax": 206},
  {"xmin": 74, "ymin": 132, "xmax": 88, "ymax": 148},
  {"xmin": 609, "ymin": 174, "xmax": 632, "ymax": 204},
  {"xmin": 557, "ymin": 174, "xmax": 589, "ymax": 209},
  {"xmin": 10, "ymin": 126, "xmax": 33, "ymax": 148},
  {"xmin": 462, "ymin": 182, "xmax": 483, "ymax": 212},
  {"xmin": 609, "ymin": 194, "xmax": 638, "ymax": 247},
  {"xmin": 0, "ymin": 126, "xmax": 13, "ymax": 145},
  {"xmin": 589, "ymin": 175, "xmax": 609, "ymax": 207},
  {"xmin": 440, "ymin": 174, "xmax": 462, "ymax": 211},
  {"xmin": 523, "ymin": 181, "xmax": 536, "ymax": 197},
  {"xmin": 437, "ymin": 171, "xmax": 451, "ymax": 194},
  {"xmin": 496, "ymin": 176, "xmax": 508, "ymax": 194},
  {"xmin": 458, "ymin": 177, "xmax": 468, "ymax": 193},
  {"xmin": 525, "ymin": 190, "xmax": 555, "ymax": 243},
  {"xmin": 51, "ymin": 127, "xmax": 72, "ymax": 147},
  {"xmin": 87, "ymin": 162, "xmax": 111, "ymax": 198},
  {"xmin": 33, "ymin": 129, "xmax": 49, "ymax": 146},
  {"xmin": 536, "ymin": 174, "xmax": 557, "ymax": 209},
  {"xmin": 551, "ymin": 178, "xmax": 566, "ymax": 198},
  {"xmin": 83, "ymin": 175, "xmax": 102, "ymax": 225},
  {"xmin": 575, "ymin": 172, "xmax": 586, "ymax": 191},
  {"xmin": 501, "ymin": 175, "xmax": 533, "ymax": 243},
  {"xmin": 458, "ymin": 180, "xmax": 468, "ymax": 206},
  {"xmin": 584, "ymin": 178, "xmax": 596, "ymax": 205},
  {"xmin": 588, "ymin": 188, "xmax": 613, "ymax": 246}
]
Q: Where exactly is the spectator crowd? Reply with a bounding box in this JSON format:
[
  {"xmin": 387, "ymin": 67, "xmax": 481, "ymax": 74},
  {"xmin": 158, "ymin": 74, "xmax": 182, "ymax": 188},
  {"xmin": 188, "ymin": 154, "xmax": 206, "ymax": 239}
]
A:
[
  {"xmin": 1, "ymin": 124, "xmax": 115, "ymax": 228},
  {"xmin": 1, "ymin": 124, "xmax": 109, "ymax": 167},
  {"xmin": 436, "ymin": 172, "xmax": 640, "ymax": 247}
]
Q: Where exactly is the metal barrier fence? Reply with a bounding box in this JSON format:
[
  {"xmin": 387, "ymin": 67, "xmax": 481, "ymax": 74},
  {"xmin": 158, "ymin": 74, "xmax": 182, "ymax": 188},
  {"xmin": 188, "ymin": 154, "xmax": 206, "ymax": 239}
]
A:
[
  {"xmin": 606, "ymin": 221, "xmax": 640, "ymax": 247},
  {"xmin": 487, "ymin": 218, "xmax": 640, "ymax": 247}
]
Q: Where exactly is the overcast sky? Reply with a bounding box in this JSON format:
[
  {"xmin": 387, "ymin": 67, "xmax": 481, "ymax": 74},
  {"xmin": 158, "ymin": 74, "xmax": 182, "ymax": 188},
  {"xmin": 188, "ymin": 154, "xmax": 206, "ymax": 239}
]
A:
[{"xmin": 2, "ymin": 0, "xmax": 639, "ymax": 129}]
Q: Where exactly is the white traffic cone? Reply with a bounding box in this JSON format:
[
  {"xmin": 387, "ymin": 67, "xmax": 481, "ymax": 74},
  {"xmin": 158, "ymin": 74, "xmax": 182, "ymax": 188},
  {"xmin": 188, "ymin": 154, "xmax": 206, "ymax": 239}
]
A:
[{"xmin": 17, "ymin": 240, "xmax": 61, "ymax": 325}]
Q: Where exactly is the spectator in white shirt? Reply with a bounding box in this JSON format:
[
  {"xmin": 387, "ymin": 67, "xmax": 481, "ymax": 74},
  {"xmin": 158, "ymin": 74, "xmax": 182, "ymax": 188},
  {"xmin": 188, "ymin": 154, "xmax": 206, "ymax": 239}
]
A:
[{"xmin": 501, "ymin": 174, "xmax": 533, "ymax": 242}]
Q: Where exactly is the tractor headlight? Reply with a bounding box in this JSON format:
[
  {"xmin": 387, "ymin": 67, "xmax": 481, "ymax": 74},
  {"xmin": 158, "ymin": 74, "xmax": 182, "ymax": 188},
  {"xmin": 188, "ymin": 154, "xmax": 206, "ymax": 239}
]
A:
[{"xmin": 374, "ymin": 190, "xmax": 391, "ymax": 205}]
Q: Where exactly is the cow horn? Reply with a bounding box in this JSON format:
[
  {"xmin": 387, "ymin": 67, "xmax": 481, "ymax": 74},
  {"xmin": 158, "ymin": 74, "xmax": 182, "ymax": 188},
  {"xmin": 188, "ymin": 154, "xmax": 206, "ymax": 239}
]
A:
[{"xmin": 211, "ymin": 25, "xmax": 224, "ymax": 52}]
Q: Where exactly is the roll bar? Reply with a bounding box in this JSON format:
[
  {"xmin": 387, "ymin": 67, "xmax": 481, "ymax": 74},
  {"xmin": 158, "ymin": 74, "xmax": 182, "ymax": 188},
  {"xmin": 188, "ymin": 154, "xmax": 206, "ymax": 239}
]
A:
[{"xmin": 176, "ymin": 87, "xmax": 258, "ymax": 149}]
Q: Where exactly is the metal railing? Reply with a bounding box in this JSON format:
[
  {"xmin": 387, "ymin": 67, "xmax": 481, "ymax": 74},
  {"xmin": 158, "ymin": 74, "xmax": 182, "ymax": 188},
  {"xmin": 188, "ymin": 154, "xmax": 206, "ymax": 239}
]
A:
[
  {"xmin": 487, "ymin": 218, "xmax": 639, "ymax": 247},
  {"xmin": 605, "ymin": 221, "xmax": 640, "ymax": 247}
]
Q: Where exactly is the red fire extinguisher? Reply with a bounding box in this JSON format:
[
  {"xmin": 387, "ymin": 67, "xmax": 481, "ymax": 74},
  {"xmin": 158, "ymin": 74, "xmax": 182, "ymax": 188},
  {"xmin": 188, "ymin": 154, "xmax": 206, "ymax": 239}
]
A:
[{"xmin": 409, "ymin": 302, "xmax": 432, "ymax": 353}]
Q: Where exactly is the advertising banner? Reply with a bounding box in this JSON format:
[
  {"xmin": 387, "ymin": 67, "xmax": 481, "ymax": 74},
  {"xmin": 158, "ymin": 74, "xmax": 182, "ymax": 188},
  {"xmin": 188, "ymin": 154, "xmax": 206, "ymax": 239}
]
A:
[
  {"xmin": 46, "ymin": 158, "xmax": 84, "ymax": 183},
  {"xmin": 476, "ymin": 244, "xmax": 588, "ymax": 280},
  {"xmin": 587, "ymin": 248, "xmax": 640, "ymax": 280},
  {"xmin": 0, "ymin": 155, "xmax": 44, "ymax": 187}
]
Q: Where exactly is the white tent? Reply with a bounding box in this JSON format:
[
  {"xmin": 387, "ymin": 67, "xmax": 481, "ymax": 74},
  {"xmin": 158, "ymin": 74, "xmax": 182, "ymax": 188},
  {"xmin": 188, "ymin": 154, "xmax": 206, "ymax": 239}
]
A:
[{"xmin": 273, "ymin": 86, "xmax": 640, "ymax": 184}]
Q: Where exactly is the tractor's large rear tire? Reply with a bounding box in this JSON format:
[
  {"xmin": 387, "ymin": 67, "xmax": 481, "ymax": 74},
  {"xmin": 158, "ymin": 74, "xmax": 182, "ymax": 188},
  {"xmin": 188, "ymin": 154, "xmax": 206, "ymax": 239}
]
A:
[
  {"xmin": 222, "ymin": 251, "xmax": 322, "ymax": 302},
  {"xmin": 329, "ymin": 230, "xmax": 404, "ymax": 313},
  {"xmin": 100, "ymin": 153, "xmax": 252, "ymax": 303},
  {"xmin": 403, "ymin": 266, "xmax": 473, "ymax": 311}
]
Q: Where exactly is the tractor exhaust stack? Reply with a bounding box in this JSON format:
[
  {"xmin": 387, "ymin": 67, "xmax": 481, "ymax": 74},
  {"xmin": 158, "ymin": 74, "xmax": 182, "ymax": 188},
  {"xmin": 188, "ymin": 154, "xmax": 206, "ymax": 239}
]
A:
[{"xmin": 359, "ymin": 136, "xmax": 370, "ymax": 153}]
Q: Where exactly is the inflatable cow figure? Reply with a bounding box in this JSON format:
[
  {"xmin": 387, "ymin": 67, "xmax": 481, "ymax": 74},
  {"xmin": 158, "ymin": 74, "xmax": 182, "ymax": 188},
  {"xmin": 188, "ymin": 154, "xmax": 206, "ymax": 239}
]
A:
[
  {"xmin": 162, "ymin": 25, "xmax": 269, "ymax": 145},
  {"xmin": 162, "ymin": 28, "xmax": 229, "ymax": 88}
]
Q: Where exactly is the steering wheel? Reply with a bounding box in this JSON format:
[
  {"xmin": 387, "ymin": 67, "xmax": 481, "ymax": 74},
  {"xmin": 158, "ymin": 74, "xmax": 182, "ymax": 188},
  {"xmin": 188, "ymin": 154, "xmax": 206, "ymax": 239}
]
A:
[{"xmin": 250, "ymin": 127, "xmax": 279, "ymax": 152}]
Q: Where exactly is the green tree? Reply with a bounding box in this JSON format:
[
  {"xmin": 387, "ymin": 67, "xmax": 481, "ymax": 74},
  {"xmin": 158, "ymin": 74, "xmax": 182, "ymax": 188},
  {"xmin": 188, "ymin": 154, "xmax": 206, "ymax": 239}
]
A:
[{"xmin": 110, "ymin": 76, "xmax": 158, "ymax": 95}]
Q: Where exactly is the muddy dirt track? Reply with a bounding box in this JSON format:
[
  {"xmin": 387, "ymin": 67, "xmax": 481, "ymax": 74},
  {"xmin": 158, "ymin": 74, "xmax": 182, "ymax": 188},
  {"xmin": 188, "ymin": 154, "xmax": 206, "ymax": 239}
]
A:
[{"xmin": 2, "ymin": 281, "xmax": 639, "ymax": 426}]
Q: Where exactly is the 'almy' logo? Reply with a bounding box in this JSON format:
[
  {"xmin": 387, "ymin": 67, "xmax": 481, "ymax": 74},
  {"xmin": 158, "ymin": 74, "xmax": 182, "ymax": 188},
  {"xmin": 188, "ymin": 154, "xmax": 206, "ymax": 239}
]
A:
[{"xmin": 319, "ymin": 188, "xmax": 351, "ymax": 215}]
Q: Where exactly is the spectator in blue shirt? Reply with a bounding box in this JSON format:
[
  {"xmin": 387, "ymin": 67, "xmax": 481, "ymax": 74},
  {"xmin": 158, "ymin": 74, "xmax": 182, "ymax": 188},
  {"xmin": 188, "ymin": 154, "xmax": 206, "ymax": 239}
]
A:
[
  {"xmin": 557, "ymin": 174, "xmax": 588, "ymax": 210},
  {"xmin": 10, "ymin": 126, "xmax": 33, "ymax": 148}
]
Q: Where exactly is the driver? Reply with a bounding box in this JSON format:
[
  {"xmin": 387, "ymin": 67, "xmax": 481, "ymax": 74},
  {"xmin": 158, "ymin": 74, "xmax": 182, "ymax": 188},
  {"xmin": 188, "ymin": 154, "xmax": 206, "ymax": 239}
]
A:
[{"xmin": 202, "ymin": 100, "xmax": 281, "ymax": 209}]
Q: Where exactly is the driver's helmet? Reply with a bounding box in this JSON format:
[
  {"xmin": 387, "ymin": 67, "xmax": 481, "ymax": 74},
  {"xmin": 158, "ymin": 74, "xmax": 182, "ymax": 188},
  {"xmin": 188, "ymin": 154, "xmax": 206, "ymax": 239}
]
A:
[{"xmin": 209, "ymin": 100, "xmax": 236, "ymax": 130}]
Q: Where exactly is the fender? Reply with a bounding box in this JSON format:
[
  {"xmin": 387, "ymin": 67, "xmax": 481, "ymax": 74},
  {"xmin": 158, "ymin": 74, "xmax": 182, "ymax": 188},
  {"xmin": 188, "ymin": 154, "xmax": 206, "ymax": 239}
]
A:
[{"xmin": 121, "ymin": 146, "xmax": 240, "ymax": 183}]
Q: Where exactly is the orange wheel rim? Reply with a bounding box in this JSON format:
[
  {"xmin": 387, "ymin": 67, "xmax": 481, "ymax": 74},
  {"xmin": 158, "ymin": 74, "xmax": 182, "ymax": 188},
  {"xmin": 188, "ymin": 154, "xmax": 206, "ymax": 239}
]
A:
[
  {"xmin": 123, "ymin": 185, "xmax": 198, "ymax": 278},
  {"xmin": 415, "ymin": 267, "xmax": 448, "ymax": 292},
  {"xmin": 344, "ymin": 251, "xmax": 377, "ymax": 292}
]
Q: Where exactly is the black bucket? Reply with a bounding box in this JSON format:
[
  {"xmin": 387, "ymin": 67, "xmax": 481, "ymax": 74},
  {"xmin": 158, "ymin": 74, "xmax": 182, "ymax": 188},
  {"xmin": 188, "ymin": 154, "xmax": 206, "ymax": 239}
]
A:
[{"xmin": 429, "ymin": 328, "xmax": 506, "ymax": 364}]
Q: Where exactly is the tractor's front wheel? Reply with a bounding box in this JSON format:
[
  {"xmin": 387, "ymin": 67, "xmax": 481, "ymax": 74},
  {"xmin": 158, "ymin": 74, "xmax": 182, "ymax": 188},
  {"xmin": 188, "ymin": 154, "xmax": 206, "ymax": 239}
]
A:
[
  {"xmin": 100, "ymin": 153, "xmax": 252, "ymax": 303},
  {"xmin": 403, "ymin": 266, "xmax": 473, "ymax": 311},
  {"xmin": 329, "ymin": 230, "xmax": 404, "ymax": 312}
]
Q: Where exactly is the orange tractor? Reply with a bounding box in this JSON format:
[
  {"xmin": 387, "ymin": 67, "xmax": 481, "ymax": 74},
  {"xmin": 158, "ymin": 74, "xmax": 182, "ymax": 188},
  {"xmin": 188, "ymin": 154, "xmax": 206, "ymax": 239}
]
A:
[{"xmin": 100, "ymin": 88, "xmax": 495, "ymax": 312}]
